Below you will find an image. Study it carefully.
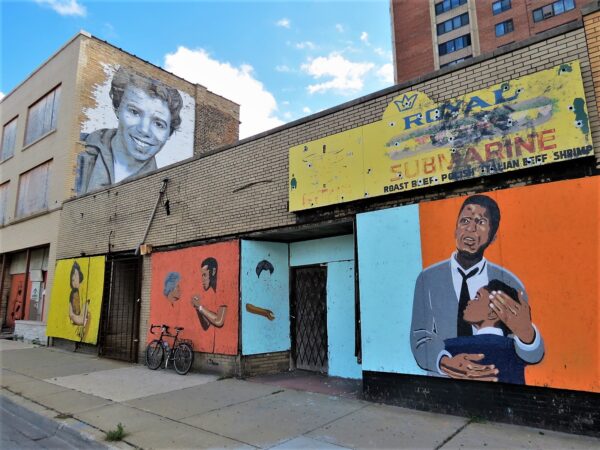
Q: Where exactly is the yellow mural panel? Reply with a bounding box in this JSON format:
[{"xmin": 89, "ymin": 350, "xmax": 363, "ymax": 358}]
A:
[
  {"xmin": 46, "ymin": 256, "xmax": 105, "ymax": 344},
  {"xmin": 289, "ymin": 61, "xmax": 593, "ymax": 211}
]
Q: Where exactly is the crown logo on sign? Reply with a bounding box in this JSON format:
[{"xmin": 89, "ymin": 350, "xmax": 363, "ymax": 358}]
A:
[{"xmin": 394, "ymin": 93, "xmax": 418, "ymax": 112}]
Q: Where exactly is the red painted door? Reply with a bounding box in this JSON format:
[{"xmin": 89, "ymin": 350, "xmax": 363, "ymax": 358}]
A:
[{"xmin": 6, "ymin": 274, "xmax": 26, "ymax": 328}]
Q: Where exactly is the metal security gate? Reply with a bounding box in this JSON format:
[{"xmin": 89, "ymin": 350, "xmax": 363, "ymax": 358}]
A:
[
  {"xmin": 291, "ymin": 266, "xmax": 328, "ymax": 373},
  {"xmin": 99, "ymin": 256, "xmax": 141, "ymax": 362}
]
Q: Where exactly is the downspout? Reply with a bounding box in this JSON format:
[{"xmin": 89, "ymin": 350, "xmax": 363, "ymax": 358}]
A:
[{"xmin": 135, "ymin": 178, "xmax": 169, "ymax": 256}]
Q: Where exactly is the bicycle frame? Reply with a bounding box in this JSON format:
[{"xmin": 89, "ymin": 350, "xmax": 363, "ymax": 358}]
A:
[{"xmin": 149, "ymin": 324, "xmax": 182, "ymax": 369}]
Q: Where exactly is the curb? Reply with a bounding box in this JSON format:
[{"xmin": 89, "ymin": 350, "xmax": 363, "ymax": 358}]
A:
[{"xmin": 0, "ymin": 393, "xmax": 123, "ymax": 449}]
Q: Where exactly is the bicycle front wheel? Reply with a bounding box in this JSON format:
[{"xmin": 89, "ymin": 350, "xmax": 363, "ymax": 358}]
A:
[
  {"xmin": 146, "ymin": 340, "xmax": 164, "ymax": 370},
  {"xmin": 173, "ymin": 343, "xmax": 194, "ymax": 375}
]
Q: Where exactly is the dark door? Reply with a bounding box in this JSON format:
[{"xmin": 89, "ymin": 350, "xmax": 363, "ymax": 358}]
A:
[
  {"xmin": 99, "ymin": 256, "xmax": 141, "ymax": 362},
  {"xmin": 291, "ymin": 266, "xmax": 328, "ymax": 373}
]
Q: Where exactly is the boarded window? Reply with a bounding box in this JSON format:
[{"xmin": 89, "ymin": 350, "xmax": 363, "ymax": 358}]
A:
[
  {"xmin": 0, "ymin": 182, "xmax": 9, "ymax": 225},
  {"xmin": 16, "ymin": 161, "xmax": 51, "ymax": 218},
  {"xmin": 25, "ymin": 86, "xmax": 61, "ymax": 146},
  {"xmin": 1, "ymin": 118, "xmax": 18, "ymax": 161}
]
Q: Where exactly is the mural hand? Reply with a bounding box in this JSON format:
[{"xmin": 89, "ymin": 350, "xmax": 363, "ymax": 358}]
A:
[
  {"xmin": 191, "ymin": 295, "xmax": 201, "ymax": 308},
  {"xmin": 440, "ymin": 354, "xmax": 499, "ymax": 382},
  {"xmin": 490, "ymin": 290, "xmax": 535, "ymax": 344}
]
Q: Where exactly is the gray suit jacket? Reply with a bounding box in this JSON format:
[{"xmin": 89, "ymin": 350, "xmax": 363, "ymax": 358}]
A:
[{"xmin": 410, "ymin": 258, "xmax": 544, "ymax": 376}]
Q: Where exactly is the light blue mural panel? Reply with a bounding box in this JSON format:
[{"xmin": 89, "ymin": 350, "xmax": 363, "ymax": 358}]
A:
[
  {"xmin": 241, "ymin": 240, "xmax": 290, "ymax": 355},
  {"xmin": 290, "ymin": 235, "xmax": 354, "ymax": 267},
  {"xmin": 327, "ymin": 261, "xmax": 362, "ymax": 379},
  {"xmin": 357, "ymin": 205, "xmax": 425, "ymax": 375}
]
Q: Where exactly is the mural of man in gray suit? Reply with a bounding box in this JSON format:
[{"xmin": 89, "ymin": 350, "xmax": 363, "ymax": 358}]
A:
[{"xmin": 410, "ymin": 195, "xmax": 544, "ymax": 381}]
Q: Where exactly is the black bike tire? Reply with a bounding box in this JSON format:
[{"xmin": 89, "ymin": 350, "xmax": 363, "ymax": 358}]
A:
[
  {"xmin": 173, "ymin": 343, "xmax": 194, "ymax": 375},
  {"xmin": 146, "ymin": 340, "xmax": 164, "ymax": 370}
]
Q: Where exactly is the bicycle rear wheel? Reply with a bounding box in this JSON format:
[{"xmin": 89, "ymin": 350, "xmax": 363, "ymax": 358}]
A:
[
  {"xmin": 173, "ymin": 343, "xmax": 194, "ymax": 375},
  {"xmin": 146, "ymin": 340, "xmax": 164, "ymax": 370}
]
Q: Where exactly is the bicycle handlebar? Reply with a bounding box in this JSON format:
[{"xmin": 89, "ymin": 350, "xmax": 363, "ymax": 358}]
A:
[{"xmin": 149, "ymin": 324, "xmax": 184, "ymax": 336}]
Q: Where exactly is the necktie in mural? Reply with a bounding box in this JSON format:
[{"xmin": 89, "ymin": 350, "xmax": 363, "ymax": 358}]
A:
[{"xmin": 457, "ymin": 267, "xmax": 478, "ymax": 336}]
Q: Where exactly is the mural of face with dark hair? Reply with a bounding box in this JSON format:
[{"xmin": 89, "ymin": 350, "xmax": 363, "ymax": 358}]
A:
[
  {"xmin": 455, "ymin": 204, "xmax": 493, "ymax": 258},
  {"xmin": 112, "ymin": 85, "xmax": 172, "ymax": 164},
  {"xmin": 201, "ymin": 258, "xmax": 218, "ymax": 292}
]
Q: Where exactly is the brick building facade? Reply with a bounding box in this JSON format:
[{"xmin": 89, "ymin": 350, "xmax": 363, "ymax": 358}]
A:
[
  {"xmin": 0, "ymin": 31, "xmax": 239, "ymax": 341},
  {"xmin": 391, "ymin": 0, "xmax": 595, "ymax": 84}
]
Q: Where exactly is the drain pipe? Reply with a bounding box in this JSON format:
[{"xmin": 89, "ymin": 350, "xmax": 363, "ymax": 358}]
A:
[{"xmin": 135, "ymin": 178, "xmax": 169, "ymax": 256}]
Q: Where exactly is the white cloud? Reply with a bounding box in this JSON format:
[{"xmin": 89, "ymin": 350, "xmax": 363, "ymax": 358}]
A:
[
  {"xmin": 302, "ymin": 107, "xmax": 312, "ymax": 114},
  {"xmin": 301, "ymin": 52, "xmax": 374, "ymax": 95},
  {"xmin": 164, "ymin": 47, "xmax": 284, "ymax": 138},
  {"xmin": 335, "ymin": 24, "xmax": 344, "ymax": 33},
  {"xmin": 377, "ymin": 64, "xmax": 394, "ymax": 84},
  {"xmin": 0, "ymin": 92, "xmax": 4, "ymax": 101},
  {"xmin": 360, "ymin": 32, "xmax": 369, "ymax": 43},
  {"xmin": 275, "ymin": 64, "xmax": 291, "ymax": 73},
  {"xmin": 34, "ymin": 0, "xmax": 86, "ymax": 17},
  {"xmin": 295, "ymin": 41, "xmax": 316, "ymax": 50},
  {"xmin": 283, "ymin": 112, "xmax": 293, "ymax": 120},
  {"xmin": 374, "ymin": 47, "xmax": 391, "ymax": 58},
  {"xmin": 281, "ymin": 100, "xmax": 290, "ymax": 106},
  {"xmin": 276, "ymin": 18, "xmax": 291, "ymax": 28}
]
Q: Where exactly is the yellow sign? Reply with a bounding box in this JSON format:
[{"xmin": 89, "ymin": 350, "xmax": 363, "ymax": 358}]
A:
[
  {"xmin": 289, "ymin": 61, "xmax": 593, "ymax": 211},
  {"xmin": 46, "ymin": 256, "xmax": 105, "ymax": 344}
]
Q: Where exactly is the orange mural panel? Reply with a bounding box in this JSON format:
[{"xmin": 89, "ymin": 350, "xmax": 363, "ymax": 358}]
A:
[
  {"xmin": 147, "ymin": 240, "xmax": 240, "ymax": 355},
  {"xmin": 419, "ymin": 177, "xmax": 599, "ymax": 392}
]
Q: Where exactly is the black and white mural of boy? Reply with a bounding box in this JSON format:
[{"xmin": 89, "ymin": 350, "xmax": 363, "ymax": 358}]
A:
[{"xmin": 77, "ymin": 66, "xmax": 195, "ymax": 195}]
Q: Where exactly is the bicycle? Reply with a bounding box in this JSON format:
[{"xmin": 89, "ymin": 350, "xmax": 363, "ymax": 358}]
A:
[{"xmin": 146, "ymin": 324, "xmax": 194, "ymax": 375}]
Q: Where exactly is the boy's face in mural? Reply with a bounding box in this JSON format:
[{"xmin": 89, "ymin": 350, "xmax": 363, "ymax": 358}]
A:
[
  {"xmin": 463, "ymin": 287, "xmax": 497, "ymax": 328},
  {"xmin": 455, "ymin": 204, "xmax": 492, "ymax": 256},
  {"xmin": 201, "ymin": 265, "xmax": 215, "ymax": 291},
  {"xmin": 114, "ymin": 85, "xmax": 172, "ymax": 163}
]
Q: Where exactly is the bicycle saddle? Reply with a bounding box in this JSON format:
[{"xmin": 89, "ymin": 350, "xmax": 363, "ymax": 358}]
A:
[{"xmin": 175, "ymin": 327, "xmax": 184, "ymax": 332}]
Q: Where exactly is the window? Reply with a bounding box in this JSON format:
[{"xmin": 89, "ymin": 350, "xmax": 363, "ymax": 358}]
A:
[
  {"xmin": 1, "ymin": 118, "xmax": 18, "ymax": 161},
  {"xmin": 533, "ymin": 0, "xmax": 576, "ymax": 22},
  {"xmin": 435, "ymin": 0, "xmax": 467, "ymax": 15},
  {"xmin": 437, "ymin": 13, "xmax": 469, "ymax": 36},
  {"xmin": 495, "ymin": 19, "xmax": 514, "ymax": 36},
  {"xmin": 24, "ymin": 86, "xmax": 61, "ymax": 146},
  {"xmin": 492, "ymin": 0, "xmax": 511, "ymax": 15},
  {"xmin": 0, "ymin": 182, "xmax": 9, "ymax": 226},
  {"xmin": 438, "ymin": 34, "xmax": 472, "ymax": 56},
  {"xmin": 440, "ymin": 55, "xmax": 473, "ymax": 68},
  {"xmin": 16, "ymin": 160, "xmax": 51, "ymax": 218}
]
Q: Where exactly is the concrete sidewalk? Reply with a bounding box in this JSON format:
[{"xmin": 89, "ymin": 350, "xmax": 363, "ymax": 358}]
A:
[{"xmin": 1, "ymin": 340, "xmax": 598, "ymax": 450}]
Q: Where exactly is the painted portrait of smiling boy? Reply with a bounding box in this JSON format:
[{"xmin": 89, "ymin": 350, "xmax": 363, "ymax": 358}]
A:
[{"xmin": 77, "ymin": 67, "xmax": 192, "ymax": 195}]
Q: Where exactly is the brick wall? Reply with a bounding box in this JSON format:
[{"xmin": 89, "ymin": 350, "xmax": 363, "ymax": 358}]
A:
[
  {"xmin": 241, "ymin": 352, "xmax": 291, "ymax": 377},
  {"xmin": 58, "ymin": 26, "xmax": 599, "ymax": 262}
]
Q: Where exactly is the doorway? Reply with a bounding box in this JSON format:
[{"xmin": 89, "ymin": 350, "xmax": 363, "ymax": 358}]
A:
[
  {"xmin": 291, "ymin": 266, "xmax": 328, "ymax": 373},
  {"xmin": 98, "ymin": 256, "xmax": 141, "ymax": 362}
]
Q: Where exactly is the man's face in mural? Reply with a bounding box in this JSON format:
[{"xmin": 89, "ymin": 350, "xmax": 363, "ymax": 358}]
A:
[
  {"xmin": 201, "ymin": 265, "xmax": 214, "ymax": 291},
  {"xmin": 167, "ymin": 282, "xmax": 181, "ymax": 302},
  {"xmin": 115, "ymin": 85, "xmax": 172, "ymax": 162},
  {"xmin": 455, "ymin": 204, "xmax": 492, "ymax": 255}
]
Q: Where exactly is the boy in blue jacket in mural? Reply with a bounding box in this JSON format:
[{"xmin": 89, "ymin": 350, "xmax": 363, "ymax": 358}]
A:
[{"xmin": 443, "ymin": 279, "xmax": 542, "ymax": 384}]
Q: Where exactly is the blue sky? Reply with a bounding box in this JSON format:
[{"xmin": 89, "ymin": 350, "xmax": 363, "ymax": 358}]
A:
[{"xmin": 1, "ymin": 0, "xmax": 393, "ymax": 138}]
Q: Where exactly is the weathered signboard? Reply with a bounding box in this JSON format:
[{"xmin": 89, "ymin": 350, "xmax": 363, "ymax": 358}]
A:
[{"xmin": 289, "ymin": 61, "xmax": 593, "ymax": 211}]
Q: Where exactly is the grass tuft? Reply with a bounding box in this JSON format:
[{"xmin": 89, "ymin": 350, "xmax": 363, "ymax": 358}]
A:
[{"xmin": 105, "ymin": 422, "xmax": 127, "ymax": 441}]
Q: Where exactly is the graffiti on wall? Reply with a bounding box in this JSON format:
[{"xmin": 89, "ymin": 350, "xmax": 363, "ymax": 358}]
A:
[
  {"xmin": 290, "ymin": 61, "xmax": 593, "ymax": 211},
  {"xmin": 241, "ymin": 241, "xmax": 290, "ymax": 356},
  {"xmin": 148, "ymin": 241, "xmax": 239, "ymax": 355},
  {"xmin": 77, "ymin": 64, "xmax": 195, "ymax": 195},
  {"xmin": 46, "ymin": 256, "xmax": 105, "ymax": 344},
  {"xmin": 357, "ymin": 177, "xmax": 599, "ymax": 392}
]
